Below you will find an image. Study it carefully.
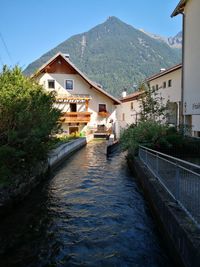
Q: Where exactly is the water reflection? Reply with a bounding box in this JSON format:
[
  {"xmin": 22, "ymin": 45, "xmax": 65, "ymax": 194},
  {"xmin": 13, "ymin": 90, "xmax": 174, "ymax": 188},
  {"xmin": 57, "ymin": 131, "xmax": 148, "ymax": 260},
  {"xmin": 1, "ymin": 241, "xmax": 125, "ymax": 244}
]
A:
[{"xmin": 0, "ymin": 141, "xmax": 173, "ymax": 266}]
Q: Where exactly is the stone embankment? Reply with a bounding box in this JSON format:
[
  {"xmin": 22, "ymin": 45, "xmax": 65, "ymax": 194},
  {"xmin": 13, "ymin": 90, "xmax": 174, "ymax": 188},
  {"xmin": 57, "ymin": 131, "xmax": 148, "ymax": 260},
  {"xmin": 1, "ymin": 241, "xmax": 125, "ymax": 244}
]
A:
[
  {"xmin": 0, "ymin": 137, "xmax": 88, "ymax": 216},
  {"xmin": 128, "ymin": 156, "xmax": 200, "ymax": 267},
  {"xmin": 48, "ymin": 137, "xmax": 87, "ymax": 169}
]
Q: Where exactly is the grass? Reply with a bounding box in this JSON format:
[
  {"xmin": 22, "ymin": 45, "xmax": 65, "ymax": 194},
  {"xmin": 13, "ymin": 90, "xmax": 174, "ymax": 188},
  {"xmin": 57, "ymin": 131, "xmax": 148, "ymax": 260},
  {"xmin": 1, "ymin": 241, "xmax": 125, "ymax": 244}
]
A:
[{"xmin": 47, "ymin": 134, "xmax": 79, "ymax": 150}]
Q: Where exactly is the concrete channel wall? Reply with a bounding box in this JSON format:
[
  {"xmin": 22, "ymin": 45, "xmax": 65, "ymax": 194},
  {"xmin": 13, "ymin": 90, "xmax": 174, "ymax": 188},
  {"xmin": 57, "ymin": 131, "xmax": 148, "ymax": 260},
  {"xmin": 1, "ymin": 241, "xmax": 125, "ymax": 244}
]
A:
[
  {"xmin": 128, "ymin": 157, "xmax": 200, "ymax": 267},
  {"xmin": 0, "ymin": 138, "xmax": 89, "ymax": 216},
  {"xmin": 48, "ymin": 137, "xmax": 87, "ymax": 169}
]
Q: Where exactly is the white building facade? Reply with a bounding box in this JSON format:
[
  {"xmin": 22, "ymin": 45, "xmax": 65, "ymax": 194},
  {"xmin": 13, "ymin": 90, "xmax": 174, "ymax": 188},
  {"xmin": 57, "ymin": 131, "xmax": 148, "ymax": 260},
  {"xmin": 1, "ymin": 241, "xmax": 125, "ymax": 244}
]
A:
[
  {"xmin": 117, "ymin": 91, "xmax": 142, "ymax": 132},
  {"xmin": 33, "ymin": 53, "xmax": 120, "ymax": 137},
  {"xmin": 172, "ymin": 0, "xmax": 200, "ymax": 136},
  {"xmin": 146, "ymin": 64, "xmax": 182, "ymax": 127},
  {"xmin": 117, "ymin": 64, "xmax": 182, "ymax": 132}
]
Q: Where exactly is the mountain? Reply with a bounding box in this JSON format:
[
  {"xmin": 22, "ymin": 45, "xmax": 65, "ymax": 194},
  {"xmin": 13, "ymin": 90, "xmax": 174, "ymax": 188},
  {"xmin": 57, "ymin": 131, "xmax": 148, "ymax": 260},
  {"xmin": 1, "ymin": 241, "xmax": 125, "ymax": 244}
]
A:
[
  {"xmin": 24, "ymin": 16, "xmax": 181, "ymax": 97},
  {"xmin": 168, "ymin": 31, "xmax": 182, "ymax": 48},
  {"xmin": 139, "ymin": 30, "xmax": 182, "ymax": 48}
]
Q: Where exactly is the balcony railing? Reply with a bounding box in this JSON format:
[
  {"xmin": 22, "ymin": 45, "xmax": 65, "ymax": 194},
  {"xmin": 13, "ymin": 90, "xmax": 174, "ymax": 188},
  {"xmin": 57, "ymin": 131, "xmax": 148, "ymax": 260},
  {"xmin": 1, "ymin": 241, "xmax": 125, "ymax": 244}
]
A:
[
  {"xmin": 55, "ymin": 94, "xmax": 92, "ymax": 103},
  {"xmin": 61, "ymin": 112, "xmax": 92, "ymax": 123}
]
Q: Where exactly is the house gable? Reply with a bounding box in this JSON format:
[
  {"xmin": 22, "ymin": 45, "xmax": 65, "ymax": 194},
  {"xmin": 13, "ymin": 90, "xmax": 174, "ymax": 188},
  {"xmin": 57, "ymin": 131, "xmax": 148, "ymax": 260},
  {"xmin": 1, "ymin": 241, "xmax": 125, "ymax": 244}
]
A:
[
  {"xmin": 40, "ymin": 55, "xmax": 77, "ymax": 74},
  {"xmin": 33, "ymin": 52, "xmax": 120, "ymax": 105}
]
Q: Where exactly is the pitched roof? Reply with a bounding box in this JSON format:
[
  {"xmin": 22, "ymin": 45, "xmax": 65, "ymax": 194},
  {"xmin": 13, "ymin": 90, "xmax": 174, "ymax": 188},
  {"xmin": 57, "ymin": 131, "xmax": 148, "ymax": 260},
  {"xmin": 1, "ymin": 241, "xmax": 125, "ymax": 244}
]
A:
[
  {"xmin": 145, "ymin": 63, "xmax": 182, "ymax": 82},
  {"xmin": 119, "ymin": 91, "xmax": 142, "ymax": 103},
  {"xmin": 171, "ymin": 0, "xmax": 187, "ymax": 17},
  {"xmin": 32, "ymin": 52, "xmax": 121, "ymax": 105}
]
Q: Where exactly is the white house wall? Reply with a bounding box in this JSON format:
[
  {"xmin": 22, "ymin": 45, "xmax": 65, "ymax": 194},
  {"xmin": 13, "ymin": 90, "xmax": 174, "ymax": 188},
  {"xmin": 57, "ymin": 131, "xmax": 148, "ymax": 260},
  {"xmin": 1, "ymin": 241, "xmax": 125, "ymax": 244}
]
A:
[
  {"xmin": 38, "ymin": 72, "xmax": 117, "ymax": 132},
  {"xmin": 117, "ymin": 98, "xmax": 141, "ymax": 131},
  {"xmin": 149, "ymin": 68, "xmax": 181, "ymax": 105},
  {"xmin": 184, "ymin": 0, "xmax": 200, "ymax": 116}
]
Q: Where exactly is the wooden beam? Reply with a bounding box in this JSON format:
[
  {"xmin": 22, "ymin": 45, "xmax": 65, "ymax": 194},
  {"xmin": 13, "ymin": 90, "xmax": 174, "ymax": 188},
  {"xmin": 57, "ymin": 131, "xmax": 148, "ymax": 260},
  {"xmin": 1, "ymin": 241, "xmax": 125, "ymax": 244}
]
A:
[{"xmin": 85, "ymin": 99, "xmax": 89, "ymax": 111}]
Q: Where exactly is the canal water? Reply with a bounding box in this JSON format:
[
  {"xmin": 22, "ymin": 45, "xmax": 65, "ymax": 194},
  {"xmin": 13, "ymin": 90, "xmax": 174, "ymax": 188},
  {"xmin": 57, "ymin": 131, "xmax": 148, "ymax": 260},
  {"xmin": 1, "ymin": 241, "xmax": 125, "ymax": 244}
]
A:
[{"xmin": 0, "ymin": 141, "xmax": 174, "ymax": 267}]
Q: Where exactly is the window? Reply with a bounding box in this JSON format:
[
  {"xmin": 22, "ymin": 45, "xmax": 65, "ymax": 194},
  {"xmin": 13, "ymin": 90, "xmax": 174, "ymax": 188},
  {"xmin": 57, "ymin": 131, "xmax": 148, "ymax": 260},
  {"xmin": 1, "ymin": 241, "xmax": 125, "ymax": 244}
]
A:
[
  {"xmin": 65, "ymin": 79, "xmax": 74, "ymax": 90},
  {"xmin": 99, "ymin": 104, "xmax": 106, "ymax": 112},
  {"xmin": 70, "ymin": 103, "xmax": 77, "ymax": 112},
  {"xmin": 48, "ymin": 80, "xmax": 55, "ymax": 89},
  {"xmin": 122, "ymin": 113, "xmax": 125, "ymax": 121},
  {"xmin": 163, "ymin": 81, "xmax": 166, "ymax": 88},
  {"xmin": 168, "ymin": 79, "xmax": 172, "ymax": 87},
  {"xmin": 152, "ymin": 86, "xmax": 155, "ymax": 91},
  {"xmin": 131, "ymin": 102, "xmax": 134, "ymax": 110},
  {"xmin": 156, "ymin": 84, "xmax": 158, "ymax": 90}
]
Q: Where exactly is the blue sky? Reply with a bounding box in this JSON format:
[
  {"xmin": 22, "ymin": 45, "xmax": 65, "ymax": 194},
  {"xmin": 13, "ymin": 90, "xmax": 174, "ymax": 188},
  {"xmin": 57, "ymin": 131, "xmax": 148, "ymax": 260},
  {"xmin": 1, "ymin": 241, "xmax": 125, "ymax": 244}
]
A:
[{"xmin": 0, "ymin": 0, "xmax": 182, "ymax": 69}]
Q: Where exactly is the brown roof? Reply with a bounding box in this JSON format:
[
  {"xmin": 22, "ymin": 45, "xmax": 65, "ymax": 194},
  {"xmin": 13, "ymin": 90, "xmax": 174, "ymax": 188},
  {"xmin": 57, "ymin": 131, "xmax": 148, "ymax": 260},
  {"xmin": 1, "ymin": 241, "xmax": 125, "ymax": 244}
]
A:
[
  {"xmin": 32, "ymin": 52, "xmax": 121, "ymax": 105},
  {"xmin": 120, "ymin": 91, "xmax": 143, "ymax": 103},
  {"xmin": 171, "ymin": 0, "xmax": 187, "ymax": 17},
  {"xmin": 145, "ymin": 63, "xmax": 182, "ymax": 82}
]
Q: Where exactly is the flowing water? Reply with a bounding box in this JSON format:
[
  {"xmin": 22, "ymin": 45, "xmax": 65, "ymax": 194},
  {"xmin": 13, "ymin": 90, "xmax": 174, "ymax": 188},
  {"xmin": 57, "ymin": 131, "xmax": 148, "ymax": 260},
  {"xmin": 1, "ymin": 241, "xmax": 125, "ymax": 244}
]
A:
[{"xmin": 0, "ymin": 141, "xmax": 174, "ymax": 267}]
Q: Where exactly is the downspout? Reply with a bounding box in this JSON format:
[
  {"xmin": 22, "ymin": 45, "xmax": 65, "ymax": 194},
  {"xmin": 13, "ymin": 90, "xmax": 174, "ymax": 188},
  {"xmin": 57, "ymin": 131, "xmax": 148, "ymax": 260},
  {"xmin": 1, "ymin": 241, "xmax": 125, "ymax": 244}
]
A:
[{"xmin": 181, "ymin": 11, "xmax": 186, "ymax": 133}]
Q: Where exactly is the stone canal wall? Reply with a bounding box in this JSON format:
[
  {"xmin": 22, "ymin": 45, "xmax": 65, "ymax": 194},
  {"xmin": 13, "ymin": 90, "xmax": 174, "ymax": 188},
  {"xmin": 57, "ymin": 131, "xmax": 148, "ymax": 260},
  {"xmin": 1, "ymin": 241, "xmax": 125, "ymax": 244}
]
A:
[
  {"xmin": 128, "ymin": 156, "xmax": 200, "ymax": 267},
  {"xmin": 0, "ymin": 138, "xmax": 88, "ymax": 216},
  {"xmin": 48, "ymin": 137, "xmax": 87, "ymax": 169}
]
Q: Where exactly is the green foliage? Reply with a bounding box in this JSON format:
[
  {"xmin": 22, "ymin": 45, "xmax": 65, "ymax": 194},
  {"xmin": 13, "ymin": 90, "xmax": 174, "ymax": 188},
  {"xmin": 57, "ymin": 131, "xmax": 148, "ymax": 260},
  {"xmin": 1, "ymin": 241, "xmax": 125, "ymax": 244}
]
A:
[
  {"xmin": 47, "ymin": 135, "xmax": 78, "ymax": 150},
  {"xmin": 24, "ymin": 17, "xmax": 181, "ymax": 97},
  {"xmin": 0, "ymin": 66, "xmax": 61, "ymax": 181},
  {"xmin": 138, "ymin": 82, "xmax": 167, "ymax": 123},
  {"xmin": 120, "ymin": 121, "xmax": 169, "ymax": 154},
  {"xmin": 181, "ymin": 137, "xmax": 200, "ymax": 156},
  {"xmin": 121, "ymin": 120, "xmax": 200, "ymax": 159}
]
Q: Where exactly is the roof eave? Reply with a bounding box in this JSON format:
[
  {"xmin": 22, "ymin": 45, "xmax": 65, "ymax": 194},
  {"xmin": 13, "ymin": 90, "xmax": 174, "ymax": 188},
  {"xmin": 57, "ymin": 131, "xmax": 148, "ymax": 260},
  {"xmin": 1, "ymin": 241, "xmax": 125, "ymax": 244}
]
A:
[
  {"xmin": 91, "ymin": 84, "xmax": 121, "ymax": 104},
  {"xmin": 146, "ymin": 63, "xmax": 182, "ymax": 82},
  {"xmin": 119, "ymin": 91, "xmax": 143, "ymax": 102},
  {"xmin": 171, "ymin": 0, "xmax": 187, "ymax": 17}
]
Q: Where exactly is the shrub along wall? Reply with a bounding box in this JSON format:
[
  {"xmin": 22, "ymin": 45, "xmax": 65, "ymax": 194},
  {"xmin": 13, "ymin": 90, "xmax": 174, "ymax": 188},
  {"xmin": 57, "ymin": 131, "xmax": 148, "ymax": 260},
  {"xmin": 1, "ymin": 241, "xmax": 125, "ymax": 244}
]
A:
[
  {"xmin": 120, "ymin": 121, "xmax": 200, "ymax": 160},
  {"xmin": 0, "ymin": 66, "xmax": 61, "ymax": 187}
]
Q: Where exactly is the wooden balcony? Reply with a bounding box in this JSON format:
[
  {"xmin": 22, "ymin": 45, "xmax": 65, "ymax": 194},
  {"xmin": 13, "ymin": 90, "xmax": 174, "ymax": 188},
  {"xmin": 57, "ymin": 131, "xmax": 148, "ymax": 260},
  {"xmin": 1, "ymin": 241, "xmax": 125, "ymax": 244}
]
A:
[
  {"xmin": 98, "ymin": 111, "xmax": 110, "ymax": 117},
  {"xmin": 61, "ymin": 112, "xmax": 92, "ymax": 123}
]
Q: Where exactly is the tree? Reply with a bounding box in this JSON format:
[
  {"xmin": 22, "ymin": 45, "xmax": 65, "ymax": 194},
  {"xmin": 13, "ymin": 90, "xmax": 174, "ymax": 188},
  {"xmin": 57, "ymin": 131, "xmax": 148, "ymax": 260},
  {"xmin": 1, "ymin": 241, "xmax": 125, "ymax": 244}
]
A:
[
  {"xmin": 138, "ymin": 82, "xmax": 167, "ymax": 123},
  {"xmin": 120, "ymin": 83, "xmax": 170, "ymax": 155},
  {"xmin": 0, "ymin": 66, "xmax": 61, "ymax": 180}
]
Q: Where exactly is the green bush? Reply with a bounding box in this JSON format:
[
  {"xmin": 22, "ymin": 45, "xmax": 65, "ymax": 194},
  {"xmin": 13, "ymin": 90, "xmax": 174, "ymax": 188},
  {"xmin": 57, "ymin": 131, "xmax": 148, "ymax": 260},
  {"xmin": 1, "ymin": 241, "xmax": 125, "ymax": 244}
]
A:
[
  {"xmin": 120, "ymin": 121, "xmax": 168, "ymax": 153},
  {"xmin": 120, "ymin": 121, "xmax": 185, "ymax": 155},
  {"xmin": 47, "ymin": 135, "xmax": 78, "ymax": 150},
  {"xmin": 0, "ymin": 66, "xmax": 61, "ymax": 182}
]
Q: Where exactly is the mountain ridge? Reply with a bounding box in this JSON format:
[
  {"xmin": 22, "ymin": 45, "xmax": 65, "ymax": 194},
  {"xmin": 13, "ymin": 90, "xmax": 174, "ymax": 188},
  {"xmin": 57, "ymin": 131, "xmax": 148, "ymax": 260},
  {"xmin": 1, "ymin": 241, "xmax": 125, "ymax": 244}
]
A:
[
  {"xmin": 139, "ymin": 29, "xmax": 182, "ymax": 48},
  {"xmin": 24, "ymin": 16, "xmax": 181, "ymax": 97}
]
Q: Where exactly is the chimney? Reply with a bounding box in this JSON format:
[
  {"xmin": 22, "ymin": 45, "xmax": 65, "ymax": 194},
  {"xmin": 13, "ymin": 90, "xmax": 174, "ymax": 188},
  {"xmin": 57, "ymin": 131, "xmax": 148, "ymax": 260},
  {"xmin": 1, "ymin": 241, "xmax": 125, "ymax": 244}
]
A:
[
  {"xmin": 63, "ymin": 53, "xmax": 70, "ymax": 59},
  {"xmin": 160, "ymin": 68, "xmax": 166, "ymax": 72},
  {"xmin": 122, "ymin": 88, "xmax": 127, "ymax": 98}
]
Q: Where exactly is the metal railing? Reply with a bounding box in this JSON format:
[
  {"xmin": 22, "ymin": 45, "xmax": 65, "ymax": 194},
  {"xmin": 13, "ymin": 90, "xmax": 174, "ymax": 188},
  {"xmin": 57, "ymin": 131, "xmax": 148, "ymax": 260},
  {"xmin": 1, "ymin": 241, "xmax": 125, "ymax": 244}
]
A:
[{"xmin": 139, "ymin": 145, "xmax": 200, "ymax": 227}]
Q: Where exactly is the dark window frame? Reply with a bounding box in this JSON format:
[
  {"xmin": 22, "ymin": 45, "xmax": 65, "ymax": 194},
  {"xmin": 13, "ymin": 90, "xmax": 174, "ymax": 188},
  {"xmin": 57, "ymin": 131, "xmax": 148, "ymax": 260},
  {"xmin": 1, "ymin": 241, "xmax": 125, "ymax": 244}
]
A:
[
  {"xmin": 48, "ymin": 79, "xmax": 55, "ymax": 89},
  {"xmin": 70, "ymin": 103, "xmax": 77, "ymax": 112},
  {"xmin": 99, "ymin": 104, "xmax": 107, "ymax": 112},
  {"xmin": 65, "ymin": 79, "xmax": 74, "ymax": 90},
  {"xmin": 131, "ymin": 102, "xmax": 134, "ymax": 110}
]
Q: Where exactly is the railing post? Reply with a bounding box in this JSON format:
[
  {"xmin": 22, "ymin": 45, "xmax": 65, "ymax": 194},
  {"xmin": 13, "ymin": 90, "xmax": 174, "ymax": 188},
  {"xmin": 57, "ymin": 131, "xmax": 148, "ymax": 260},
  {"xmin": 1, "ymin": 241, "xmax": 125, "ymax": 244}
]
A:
[
  {"xmin": 156, "ymin": 153, "xmax": 159, "ymax": 177},
  {"xmin": 175, "ymin": 163, "xmax": 180, "ymax": 201},
  {"xmin": 145, "ymin": 149, "xmax": 148, "ymax": 164}
]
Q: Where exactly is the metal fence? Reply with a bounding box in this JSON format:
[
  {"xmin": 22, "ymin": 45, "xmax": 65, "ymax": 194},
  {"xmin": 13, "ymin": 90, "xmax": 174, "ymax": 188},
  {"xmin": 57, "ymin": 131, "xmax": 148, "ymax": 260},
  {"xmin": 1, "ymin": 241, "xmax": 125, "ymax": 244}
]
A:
[{"xmin": 139, "ymin": 145, "xmax": 200, "ymax": 227}]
